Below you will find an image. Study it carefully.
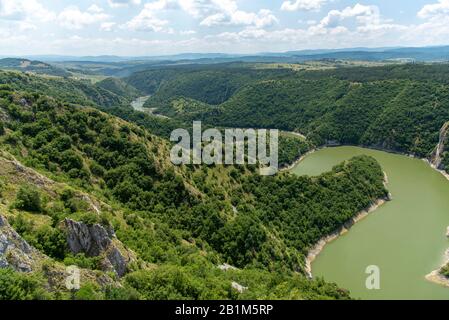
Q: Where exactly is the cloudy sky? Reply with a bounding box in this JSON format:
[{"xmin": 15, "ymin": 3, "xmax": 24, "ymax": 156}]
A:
[{"xmin": 1, "ymin": 0, "xmax": 449, "ymax": 56}]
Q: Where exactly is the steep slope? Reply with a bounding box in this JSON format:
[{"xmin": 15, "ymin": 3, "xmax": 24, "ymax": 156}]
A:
[
  {"xmin": 128, "ymin": 63, "xmax": 449, "ymax": 161},
  {"xmin": 0, "ymin": 84, "xmax": 388, "ymax": 300},
  {"xmin": 192, "ymin": 77, "xmax": 449, "ymax": 158},
  {"xmin": 96, "ymin": 78, "xmax": 141, "ymax": 102}
]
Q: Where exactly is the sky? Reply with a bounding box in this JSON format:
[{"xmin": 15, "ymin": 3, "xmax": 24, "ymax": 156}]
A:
[{"xmin": 0, "ymin": 0, "xmax": 449, "ymax": 56}]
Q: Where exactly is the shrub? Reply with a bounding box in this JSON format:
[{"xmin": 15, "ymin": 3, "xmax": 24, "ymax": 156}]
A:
[
  {"xmin": 0, "ymin": 268, "xmax": 50, "ymax": 300},
  {"xmin": 14, "ymin": 185, "xmax": 42, "ymax": 212},
  {"xmin": 75, "ymin": 282, "xmax": 104, "ymax": 300}
]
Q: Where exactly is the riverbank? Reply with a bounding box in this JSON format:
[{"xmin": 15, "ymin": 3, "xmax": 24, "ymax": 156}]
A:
[
  {"xmin": 424, "ymin": 157, "xmax": 449, "ymax": 286},
  {"xmin": 425, "ymin": 159, "xmax": 449, "ymax": 182},
  {"xmin": 425, "ymin": 249, "xmax": 449, "ymax": 288},
  {"xmin": 280, "ymin": 148, "xmax": 317, "ymax": 172},
  {"xmin": 304, "ymin": 172, "xmax": 391, "ymax": 279}
]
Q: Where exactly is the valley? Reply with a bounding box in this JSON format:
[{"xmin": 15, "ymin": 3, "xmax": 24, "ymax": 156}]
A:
[{"xmin": 0, "ymin": 58, "xmax": 448, "ymax": 300}]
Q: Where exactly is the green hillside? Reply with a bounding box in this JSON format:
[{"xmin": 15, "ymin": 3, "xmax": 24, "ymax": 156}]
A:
[
  {"xmin": 136, "ymin": 63, "xmax": 449, "ymax": 159},
  {"xmin": 0, "ymin": 71, "xmax": 128, "ymax": 108},
  {"xmin": 0, "ymin": 78, "xmax": 388, "ymax": 300},
  {"xmin": 96, "ymin": 77, "xmax": 141, "ymax": 102}
]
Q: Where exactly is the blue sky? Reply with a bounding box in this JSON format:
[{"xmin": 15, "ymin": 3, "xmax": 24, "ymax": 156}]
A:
[{"xmin": 0, "ymin": 0, "xmax": 449, "ymax": 56}]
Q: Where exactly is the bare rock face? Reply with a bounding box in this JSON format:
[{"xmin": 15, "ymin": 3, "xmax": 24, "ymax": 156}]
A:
[
  {"xmin": 431, "ymin": 122, "xmax": 449, "ymax": 169},
  {"xmin": 231, "ymin": 281, "xmax": 248, "ymax": 293},
  {"xmin": 0, "ymin": 215, "xmax": 41, "ymax": 272},
  {"xmin": 64, "ymin": 219, "xmax": 135, "ymax": 277}
]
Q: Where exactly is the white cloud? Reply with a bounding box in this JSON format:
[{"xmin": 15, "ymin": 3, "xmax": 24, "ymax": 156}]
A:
[
  {"xmin": 124, "ymin": 4, "xmax": 169, "ymax": 32},
  {"xmin": 87, "ymin": 4, "xmax": 104, "ymax": 13},
  {"xmin": 0, "ymin": 0, "xmax": 55, "ymax": 22},
  {"xmin": 200, "ymin": 8, "xmax": 277, "ymax": 28},
  {"xmin": 310, "ymin": 3, "xmax": 405, "ymax": 35},
  {"xmin": 318, "ymin": 4, "xmax": 379, "ymax": 28},
  {"xmin": 58, "ymin": 6, "xmax": 110, "ymax": 30},
  {"xmin": 126, "ymin": 0, "xmax": 277, "ymax": 30},
  {"xmin": 418, "ymin": 0, "xmax": 449, "ymax": 18},
  {"xmin": 281, "ymin": 0, "xmax": 327, "ymax": 12},
  {"xmin": 100, "ymin": 22, "xmax": 116, "ymax": 31},
  {"xmin": 180, "ymin": 29, "xmax": 196, "ymax": 35},
  {"xmin": 108, "ymin": 0, "xmax": 141, "ymax": 8}
]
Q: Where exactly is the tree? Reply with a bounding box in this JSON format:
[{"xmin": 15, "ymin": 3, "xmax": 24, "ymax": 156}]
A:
[{"xmin": 14, "ymin": 185, "xmax": 42, "ymax": 213}]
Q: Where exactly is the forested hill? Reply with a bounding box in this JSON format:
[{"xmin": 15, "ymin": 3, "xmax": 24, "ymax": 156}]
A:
[
  {"xmin": 126, "ymin": 64, "xmax": 296, "ymax": 104},
  {"xmin": 136, "ymin": 63, "xmax": 449, "ymax": 160},
  {"xmin": 0, "ymin": 71, "xmax": 131, "ymax": 108},
  {"xmin": 0, "ymin": 79, "xmax": 388, "ymax": 299},
  {"xmin": 0, "ymin": 58, "xmax": 69, "ymax": 77}
]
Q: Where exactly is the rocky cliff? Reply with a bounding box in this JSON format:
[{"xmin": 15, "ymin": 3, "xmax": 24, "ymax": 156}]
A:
[
  {"xmin": 430, "ymin": 122, "xmax": 449, "ymax": 169},
  {"xmin": 64, "ymin": 219, "xmax": 136, "ymax": 277},
  {"xmin": 0, "ymin": 215, "xmax": 42, "ymax": 272}
]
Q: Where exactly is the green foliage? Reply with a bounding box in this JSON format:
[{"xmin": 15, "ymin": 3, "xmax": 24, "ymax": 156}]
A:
[
  {"xmin": 278, "ymin": 135, "xmax": 311, "ymax": 168},
  {"xmin": 442, "ymin": 152, "xmax": 449, "ymax": 172},
  {"xmin": 14, "ymin": 185, "xmax": 42, "ymax": 213},
  {"xmin": 102, "ymin": 105, "xmax": 186, "ymax": 139},
  {"xmin": 63, "ymin": 254, "xmax": 101, "ymax": 270},
  {"xmin": 127, "ymin": 65, "xmax": 295, "ymax": 107},
  {"xmin": 75, "ymin": 282, "xmax": 104, "ymax": 300},
  {"xmin": 0, "ymin": 71, "xmax": 127, "ymax": 108},
  {"xmin": 0, "ymin": 69, "xmax": 393, "ymax": 300},
  {"xmin": 96, "ymin": 77, "xmax": 141, "ymax": 101},
  {"xmin": 0, "ymin": 268, "xmax": 50, "ymax": 300},
  {"xmin": 441, "ymin": 263, "xmax": 449, "ymax": 278},
  {"xmin": 10, "ymin": 214, "xmax": 67, "ymax": 260},
  {"xmin": 104, "ymin": 285, "xmax": 141, "ymax": 300}
]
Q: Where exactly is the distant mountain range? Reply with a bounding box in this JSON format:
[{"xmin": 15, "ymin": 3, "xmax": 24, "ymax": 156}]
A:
[
  {"xmin": 2, "ymin": 45, "xmax": 448, "ymax": 63},
  {"xmin": 1, "ymin": 45, "xmax": 449, "ymax": 79}
]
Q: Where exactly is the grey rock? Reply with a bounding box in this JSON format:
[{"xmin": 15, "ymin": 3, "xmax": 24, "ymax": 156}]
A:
[
  {"xmin": 65, "ymin": 219, "xmax": 112, "ymax": 257},
  {"xmin": 64, "ymin": 219, "xmax": 135, "ymax": 277},
  {"xmin": 0, "ymin": 215, "xmax": 40, "ymax": 273},
  {"xmin": 231, "ymin": 281, "xmax": 248, "ymax": 293}
]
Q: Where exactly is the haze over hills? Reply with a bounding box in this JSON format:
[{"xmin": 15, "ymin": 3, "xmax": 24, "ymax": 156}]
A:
[
  {"xmin": 1, "ymin": 42, "xmax": 449, "ymax": 300},
  {"xmin": 2, "ymin": 45, "xmax": 449, "ymax": 64}
]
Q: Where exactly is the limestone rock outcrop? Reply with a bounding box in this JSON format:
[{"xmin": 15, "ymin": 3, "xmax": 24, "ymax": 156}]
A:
[
  {"xmin": 63, "ymin": 219, "xmax": 136, "ymax": 277},
  {"xmin": 431, "ymin": 122, "xmax": 449, "ymax": 169},
  {"xmin": 0, "ymin": 215, "xmax": 41, "ymax": 272}
]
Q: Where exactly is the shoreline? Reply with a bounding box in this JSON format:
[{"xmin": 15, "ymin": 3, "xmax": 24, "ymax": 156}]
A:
[
  {"xmin": 425, "ymin": 249, "xmax": 449, "ymax": 288},
  {"xmin": 280, "ymin": 137, "xmax": 449, "ymax": 283},
  {"xmin": 304, "ymin": 172, "xmax": 390, "ymax": 279},
  {"xmin": 304, "ymin": 197, "xmax": 389, "ymax": 279},
  {"xmin": 280, "ymin": 148, "xmax": 318, "ymax": 172},
  {"xmin": 424, "ymin": 159, "xmax": 449, "ymax": 182}
]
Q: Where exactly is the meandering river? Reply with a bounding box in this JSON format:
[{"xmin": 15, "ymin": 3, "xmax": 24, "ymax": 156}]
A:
[{"xmin": 292, "ymin": 146, "xmax": 449, "ymax": 300}]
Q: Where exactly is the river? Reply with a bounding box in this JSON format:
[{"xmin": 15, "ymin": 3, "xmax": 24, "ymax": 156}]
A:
[
  {"xmin": 291, "ymin": 146, "xmax": 449, "ymax": 300},
  {"xmin": 131, "ymin": 96, "xmax": 169, "ymax": 119}
]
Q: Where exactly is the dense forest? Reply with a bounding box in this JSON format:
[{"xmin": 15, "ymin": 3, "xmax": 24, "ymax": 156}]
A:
[
  {"xmin": 133, "ymin": 63, "xmax": 449, "ymax": 159},
  {"xmin": 0, "ymin": 72, "xmax": 389, "ymax": 299}
]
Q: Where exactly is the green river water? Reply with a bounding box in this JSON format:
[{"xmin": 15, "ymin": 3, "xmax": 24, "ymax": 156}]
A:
[{"xmin": 291, "ymin": 146, "xmax": 449, "ymax": 300}]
